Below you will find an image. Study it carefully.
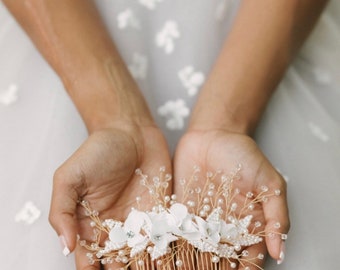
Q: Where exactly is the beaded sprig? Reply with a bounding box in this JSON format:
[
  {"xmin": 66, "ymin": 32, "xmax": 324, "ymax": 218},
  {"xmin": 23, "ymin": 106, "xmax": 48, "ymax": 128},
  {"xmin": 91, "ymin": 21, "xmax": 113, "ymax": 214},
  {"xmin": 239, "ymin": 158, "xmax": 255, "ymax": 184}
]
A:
[{"xmin": 79, "ymin": 165, "xmax": 287, "ymax": 269}]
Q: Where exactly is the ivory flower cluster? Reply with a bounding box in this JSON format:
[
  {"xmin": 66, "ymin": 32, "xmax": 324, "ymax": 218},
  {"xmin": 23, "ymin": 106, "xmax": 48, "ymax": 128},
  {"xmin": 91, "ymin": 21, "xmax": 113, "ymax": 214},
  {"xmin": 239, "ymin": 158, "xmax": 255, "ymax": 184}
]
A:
[{"xmin": 79, "ymin": 166, "xmax": 286, "ymax": 269}]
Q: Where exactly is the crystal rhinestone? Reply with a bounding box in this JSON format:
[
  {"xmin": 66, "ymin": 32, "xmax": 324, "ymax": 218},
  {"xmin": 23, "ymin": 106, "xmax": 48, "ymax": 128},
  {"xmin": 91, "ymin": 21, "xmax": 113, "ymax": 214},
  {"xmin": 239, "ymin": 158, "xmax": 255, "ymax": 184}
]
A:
[
  {"xmin": 164, "ymin": 195, "xmax": 170, "ymax": 202},
  {"xmin": 281, "ymin": 234, "xmax": 288, "ymax": 240},
  {"xmin": 207, "ymin": 171, "xmax": 213, "ymax": 178},
  {"xmin": 231, "ymin": 202, "xmax": 237, "ymax": 211},
  {"xmin": 157, "ymin": 260, "xmax": 163, "ymax": 265},
  {"xmin": 245, "ymin": 267, "xmax": 250, "ymax": 270},
  {"xmin": 187, "ymin": 200, "xmax": 195, "ymax": 207},
  {"xmin": 175, "ymin": 260, "xmax": 183, "ymax": 267},
  {"xmin": 203, "ymin": 204, "xmax": 211, "ymax": 211},
  {"xmin": 138, "ymin": 260, "xmax": 144, "ymax": 266},
  {"xmin": 180, "ymin": 178, "xmax": 186, "ymax": 185},
  {"xmin": 207, "ymin": 190, "xmax": 214, "ymax": 197},
  {"xmin": 274, "ymin": 222, "xmax": 281, "ymax": 229},
  {"xmin": 257, "ymin": 253, "xmax": 264, "ymax": 260},
  {"xmin": 147, "ymin": 246, "xmax": 153, "ymax": 253},
  {"xmin": 135, "ymin": 168, "xmax": 142, "ymax": 175},
  {"xmin": 217, "ymin": 198, "xmax": 224, "ymax": 204},
  {"xmin": 235, "ymin": 188, "xmax": 240, "ymax": 194},
  {"xmin": 203, "ymin": 197, "xmax": 210, "ymax": 204},
  {"xmin": 162, "ymin": 182, "xmax": 169, "ymax": 188},
  {"xmin": 195, "ymin": 187, "xmax": 202, "ymax": 194},
  {"xmin": 255, "ymin": 221, "xmax": 262, "ymax": 228},
  {"xmin": 275, "ymin": 189, "xmax": 281, "ymax": 196},
  {"xmin": 261, "ymin": 185, "xmax": 269, "ymax": 192},
  {"xmin": 230, "ymin": 262, "xmax": 237, "ymax": 268},
  {"xmin": 159, "ymin": 166, "xmax": 166, "ymax": 172},
  {"xmin": 246, "ymin": 192, "xmax": 254, "ymax": 198},
  {"xmin": 209, "ymin": 183, "xmax": 215, "ymax": 190},
  {"xmin": 248, "ymin": 204, "xmax": 254, "ymax": 210},
  {"xmin": 121, "ymin": 256, "xmax": 128, "ymax": 263},
  {"xmin": 171, "ymin": 194, "xmax": 177, "ymax": 200},
  {"xmin": 118, "ymin": 250, "xmax": 125, "ymax": 256},
  {"xmin": 165, "ymin": 174, "xmax": 172, "ymax": 181},
  {"xmin": 211, "ymin": 256, "xmax": 220, "ymax": 263},
  {"xmin": 136, "ymin": 196, "xmax": 141, "ymax": 202},
  {"xmin": 193, "ymin": 165, "xmax": 201, "ymax": 172},
  {"xmin": 199, "ymin": 210, "xmax": 206, "ymax": 217},
  {"xmin": 242, "ymin": 250, "xmax": 249, "ymax": 257}
]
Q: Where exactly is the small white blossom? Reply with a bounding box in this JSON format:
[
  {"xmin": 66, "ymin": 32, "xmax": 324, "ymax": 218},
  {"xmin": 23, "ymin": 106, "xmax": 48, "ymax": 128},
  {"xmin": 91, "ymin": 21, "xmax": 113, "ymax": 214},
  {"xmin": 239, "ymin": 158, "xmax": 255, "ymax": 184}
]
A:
[
  {"xmin": 128, "ymin": 53, "xmax": 148, "ymax": 80},
  {"xmin": 15, "ymin": 201, "xmax": 41, "ymax": 225},
  {"xmin": 138, "ymin": 0, "xmax": 163, "ymax": 10},
  {"xmin": 117, "ymin": 9, "xmax": 140, "ymax": 30},
  {"xmin": 158, "ymin": 99, "xmax": 189, "ymax": 130},
  {"xmin": 0, "ymin": 83, "xmax": 18, "ymax": 106},
  {"xmin": 155, "ymin": 21, "xmax": 180, "ymax": 54},
  {"xmin": 178, "ymin": 66, "xmax": 205, "ymax": 96}
]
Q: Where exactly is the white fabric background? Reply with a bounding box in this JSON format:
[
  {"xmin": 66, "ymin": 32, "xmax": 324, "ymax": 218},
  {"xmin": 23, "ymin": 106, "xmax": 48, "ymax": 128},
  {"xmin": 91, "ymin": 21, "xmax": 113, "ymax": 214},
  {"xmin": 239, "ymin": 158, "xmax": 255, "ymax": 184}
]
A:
[{"xmin": 0, "ymin": 0, "xmax": 339, "ymax": 269}]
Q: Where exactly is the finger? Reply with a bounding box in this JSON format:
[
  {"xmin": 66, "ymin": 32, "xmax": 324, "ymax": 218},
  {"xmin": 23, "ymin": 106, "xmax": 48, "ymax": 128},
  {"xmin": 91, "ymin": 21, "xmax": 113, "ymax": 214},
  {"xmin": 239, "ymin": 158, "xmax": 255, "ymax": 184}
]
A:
[
  {"xmin": 75, "ymin": 242, "xmax": 101, "ymax": 270},
  {"xmin": 262, "ymin": 176, "xmax": 290, "ymax": 263},
  {"xmin": 49, "ymin": 166, "xmax": 80, "ymax": 255}
]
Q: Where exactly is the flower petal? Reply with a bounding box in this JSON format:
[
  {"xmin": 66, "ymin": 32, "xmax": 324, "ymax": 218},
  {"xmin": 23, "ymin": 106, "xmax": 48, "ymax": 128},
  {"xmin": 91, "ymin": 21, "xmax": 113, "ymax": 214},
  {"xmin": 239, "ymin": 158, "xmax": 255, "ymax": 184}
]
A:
[{"xmin": 109, "ymin": 226, "xmax": 127, "ymax": 244}]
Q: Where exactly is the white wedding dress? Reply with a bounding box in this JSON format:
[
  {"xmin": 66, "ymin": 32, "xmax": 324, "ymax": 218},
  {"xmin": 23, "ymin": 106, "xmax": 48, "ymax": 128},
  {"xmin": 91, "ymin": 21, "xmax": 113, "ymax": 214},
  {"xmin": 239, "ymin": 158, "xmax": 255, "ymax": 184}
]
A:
[{"xmin": 0, "ymin": 0, "xmax": 339, "ymax": 269}]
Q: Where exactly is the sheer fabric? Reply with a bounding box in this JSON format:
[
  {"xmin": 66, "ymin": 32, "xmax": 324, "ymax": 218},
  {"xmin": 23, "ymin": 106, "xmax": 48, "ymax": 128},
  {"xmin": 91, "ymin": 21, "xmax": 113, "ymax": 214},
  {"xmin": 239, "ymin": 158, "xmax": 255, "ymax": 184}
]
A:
[{"xmin": 0, "ymin": 1, "xmax": 339, "ymax": 269}]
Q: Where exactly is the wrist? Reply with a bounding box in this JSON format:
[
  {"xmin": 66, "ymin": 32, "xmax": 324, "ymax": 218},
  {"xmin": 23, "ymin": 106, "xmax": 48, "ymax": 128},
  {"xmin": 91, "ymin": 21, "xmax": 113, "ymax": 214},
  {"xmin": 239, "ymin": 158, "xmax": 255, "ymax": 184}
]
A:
[
  {"xmin": 63, "ymin": 57, "xmax": 154, "ymax": 134},
  {"xmin": 188, "ymin": 87, "xmax": 258, "ymax": 136}
]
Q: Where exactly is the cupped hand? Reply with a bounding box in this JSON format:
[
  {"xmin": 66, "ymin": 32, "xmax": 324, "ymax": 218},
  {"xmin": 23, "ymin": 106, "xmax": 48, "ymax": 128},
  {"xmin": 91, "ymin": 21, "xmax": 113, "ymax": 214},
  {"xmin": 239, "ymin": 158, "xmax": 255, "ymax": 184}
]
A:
[
  {"xmin": 49, "ymin": 121, "xmax": 172, "ymax": 270},
  {"xmin": 174, "ymin": 129, "xmax": 290, "ymax": 269}
]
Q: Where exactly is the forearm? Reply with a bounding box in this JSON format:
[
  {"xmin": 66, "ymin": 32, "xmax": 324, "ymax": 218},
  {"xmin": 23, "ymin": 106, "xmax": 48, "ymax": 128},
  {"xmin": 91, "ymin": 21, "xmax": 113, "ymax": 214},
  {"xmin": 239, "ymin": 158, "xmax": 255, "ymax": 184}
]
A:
[
  {"xmin": 3, "ymin": 0, "xmax": 153, "ymax": 133},
  {"xmin": 190, "ymin": 0, "xmax": 328, "ymax": 135}
]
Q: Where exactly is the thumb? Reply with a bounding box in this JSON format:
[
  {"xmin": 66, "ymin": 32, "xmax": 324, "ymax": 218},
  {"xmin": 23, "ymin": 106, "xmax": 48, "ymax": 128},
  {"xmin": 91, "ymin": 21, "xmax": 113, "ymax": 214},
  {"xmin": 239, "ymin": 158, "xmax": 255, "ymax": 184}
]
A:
[{"xmin": 49, "ymin": 166, "xmax": 80, "ymax": 256}]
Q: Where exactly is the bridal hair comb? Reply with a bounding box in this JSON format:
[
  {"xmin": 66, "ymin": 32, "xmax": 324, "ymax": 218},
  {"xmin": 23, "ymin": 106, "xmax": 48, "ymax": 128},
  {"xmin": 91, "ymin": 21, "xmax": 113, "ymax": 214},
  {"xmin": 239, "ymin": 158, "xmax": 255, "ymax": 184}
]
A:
[{"xmin": 79, "ymin": 165, "xmax": 287, "ymax": 269}]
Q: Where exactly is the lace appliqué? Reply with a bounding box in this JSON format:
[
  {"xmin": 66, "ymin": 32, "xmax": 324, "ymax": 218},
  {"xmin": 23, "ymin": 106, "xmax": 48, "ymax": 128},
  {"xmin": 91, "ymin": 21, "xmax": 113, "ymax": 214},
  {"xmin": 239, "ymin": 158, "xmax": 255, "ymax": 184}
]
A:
[
  {"xmin": 15, "ymin": 201, "xmax": 41, "ymax": 225},
  {"xmin": 0, "ymin": 83, "xmax": 18, "ymax": 106},
  {"xmin": 312, "ymin": 67, "xmax": 332, "ymax": 85},
  {"xmin": 155, "ymin": 21, "xmax": 180, "ymax": 54},
  {"xmin": 128, "ymin": 53, "xmax": 148, "ymax": 80},
  {"xmin": 158, "ymin": 99, "xmax": 189, "ymax": 130},
  {"xmin": 117, "ymin": 9, "xmax": 140, "ymax": 30},
  {"xmin": 308, "ymin": 121, "xmax": 330, "ymax": 142},
  {"xmin": 178, "ymin": 66, "xmax": 205, "ymax": 97},
  {"xmin": 138, "ymin": 0, "xmax": 163, "ymax": 10}
]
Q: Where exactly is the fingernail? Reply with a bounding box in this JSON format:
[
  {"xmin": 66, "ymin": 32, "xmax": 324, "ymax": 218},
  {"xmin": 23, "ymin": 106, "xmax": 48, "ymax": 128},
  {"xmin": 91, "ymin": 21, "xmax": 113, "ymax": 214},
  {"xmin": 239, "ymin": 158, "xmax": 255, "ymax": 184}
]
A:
[
  {"xmin": 277, "ymin": 241, "xmax": 285, "ymax": 265},
  {"xmin": 59, "ymin": 235, "xmax": 70, "ymax": 256}
]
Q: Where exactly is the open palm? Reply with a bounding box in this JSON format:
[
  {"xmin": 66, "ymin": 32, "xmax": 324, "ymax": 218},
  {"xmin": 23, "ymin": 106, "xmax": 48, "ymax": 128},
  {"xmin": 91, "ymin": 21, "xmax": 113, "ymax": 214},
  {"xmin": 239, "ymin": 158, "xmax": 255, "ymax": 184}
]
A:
[
  {"xmin": 174, "ymin": 130, "xmax": 289, "ymax": 269},
  {"xmin": 49, "ymin": 123, "xmax": 172, "ymax": 270}
]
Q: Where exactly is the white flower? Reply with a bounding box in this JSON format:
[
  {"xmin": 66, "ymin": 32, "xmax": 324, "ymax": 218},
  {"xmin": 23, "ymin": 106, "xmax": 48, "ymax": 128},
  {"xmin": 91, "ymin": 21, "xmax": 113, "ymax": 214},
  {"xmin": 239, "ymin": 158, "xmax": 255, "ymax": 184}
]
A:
[
  {"xmin": 109, "ymin": 210, "xmax": 150, "ymax": 256},
  {"xmin": 158, "ymin": 99, "xmax": 190, "ymax": 130},
  {"xmin": 167, "ymin": 203, "xmax": 200, "ymax": 241},
  {"xmin": 178, "ymin": 66, "xmax": 205, "ymax": 96},
  {"xmin": 224, "ymin": 215, "xmax": 262, "ymax": 247},
  {"xmin": 138, "ymin": 0, "xmax": 163, "ymax": 10},
  {"xmin": 117, "ymin": 9, "xmax": 140, "ymax": 30},
  {"xmin": 15, "ymin": 201, "xmax": 41, "ymax": 225},
  {"xmin": 308, "ymin": 121, "xmax": 330, "ymax": 142},
  {"xmin": 0, "ymin": 83, "xmax": 18, "ymax": 106},
  {"xmin": 128, "ymin": 53, "xmax": 148, "ymax": 80},
  {"xmin": 147, "ymin": 211, "xmax": 178, "ymax": 260},
  {"xmin": 195, "ymin": 216, "xmax": 221, "ymax": 246},
  {"xmin": 155, "ymin": 21, "xmax": 180, "ymax": 54}
]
